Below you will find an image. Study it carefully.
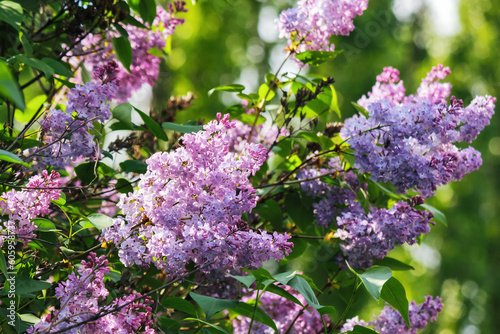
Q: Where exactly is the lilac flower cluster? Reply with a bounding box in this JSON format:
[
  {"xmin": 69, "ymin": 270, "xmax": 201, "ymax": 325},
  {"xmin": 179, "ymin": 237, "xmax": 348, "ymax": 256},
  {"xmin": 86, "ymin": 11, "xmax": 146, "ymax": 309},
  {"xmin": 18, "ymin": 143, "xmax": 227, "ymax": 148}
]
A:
[
  {"xmin": 28, "ymin": 253, "xmax": 154, "ymax": 334},
  {"xmin": 342, "ymin": 65, "xmax": 496, "ymax": 197},
  {"xmin": 0, "ymin": 170, "xmax": 61, "ymax": 246},
  {"xmin": 102, "ymin": 114, "xmax": 293, "ymax": 277},
  {"xmin": 37, "ymin": 62, "xmax": 118, "ymax": 170},
  {"xmin": 76, "ymin": 4, "xmax": 187, "ymax": 102},
  {"xmin": 334, "ymin": 196, "xmax": 434, "ymax": 268},
  {"xmin": 341, "ymin": 296, "xmax": 443, "ymax": 333},
  {"xmin": 232, "ymin": 285, "xmax": 328, "ymax": 333},
  {"xmin": 298, "ymin": 157, "xmax": 364, "ymax": 227},
  {"xmin": 277, "ymin": 0, "xmax": 368, "ymax": 63}
]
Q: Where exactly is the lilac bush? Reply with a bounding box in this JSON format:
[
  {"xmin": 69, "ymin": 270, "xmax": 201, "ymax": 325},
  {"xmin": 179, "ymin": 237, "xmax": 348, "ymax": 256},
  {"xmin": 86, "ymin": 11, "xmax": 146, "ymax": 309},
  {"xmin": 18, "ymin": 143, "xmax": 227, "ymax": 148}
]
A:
[{"xmin": 1, "ymin": 0, "xmax": 495, "ymax": 333}]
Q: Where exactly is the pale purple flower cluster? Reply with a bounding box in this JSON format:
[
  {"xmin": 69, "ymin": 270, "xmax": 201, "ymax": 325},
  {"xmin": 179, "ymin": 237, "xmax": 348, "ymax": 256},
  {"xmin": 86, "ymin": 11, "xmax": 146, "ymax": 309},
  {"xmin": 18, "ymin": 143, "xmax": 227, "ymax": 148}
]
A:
[
  {"xmin": 334, "ymin": 197, "xmax": 434, "ymax": 268},
  {"xmin": 277, "ymin": 0, "xmax": 368, "ymax": 62},
  {"xmin": 77, "ymin": 4, "xmax": 186, "ymax": 102},
  {"xmin": 101, "ymin": 114, "xmax": 293, "ymax": 277},
  {"xmin": 298, "ymin": 157, "xmax": 364, "ymax": 227},
  {"xmin": 28, "ymin": 253, "xmax": 154, "ymax": 334},
  {"xmin": 0, "ymin": 170, "xmax": 61, "ymax": 246},
  {"xmin": 342, "ymin": 65, "xmax": 496, "ymax": 196},
  {"xmin": 232, "ymin": 285, "xmax": 328, "ymax": 333},
  {"xmin": 37, "ymin": 63, "xmax": 118, "ymax": 170},
  {"xmin": 341, "ymin": 296, "xmax": 443, "ymax": 333}
]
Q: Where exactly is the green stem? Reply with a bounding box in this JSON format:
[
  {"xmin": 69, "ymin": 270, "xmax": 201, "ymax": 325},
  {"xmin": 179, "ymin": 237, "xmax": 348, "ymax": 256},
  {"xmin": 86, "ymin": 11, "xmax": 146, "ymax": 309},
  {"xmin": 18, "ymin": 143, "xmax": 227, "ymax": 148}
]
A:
[
  {"xmin": 330, "ymin": 279, "xmax": 360, "ymax": 333},
  {"xmin": 247, "ymin": 288, "xmax": 262, "ymax": 334}
]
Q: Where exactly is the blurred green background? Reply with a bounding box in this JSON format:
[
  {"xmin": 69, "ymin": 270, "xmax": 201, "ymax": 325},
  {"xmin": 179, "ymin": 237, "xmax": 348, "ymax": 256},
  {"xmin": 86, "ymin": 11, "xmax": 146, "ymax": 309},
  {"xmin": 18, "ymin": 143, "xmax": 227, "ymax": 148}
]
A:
[{"xmin": 157, "ymin": 0, "xmax": 500, "ymax": 332}]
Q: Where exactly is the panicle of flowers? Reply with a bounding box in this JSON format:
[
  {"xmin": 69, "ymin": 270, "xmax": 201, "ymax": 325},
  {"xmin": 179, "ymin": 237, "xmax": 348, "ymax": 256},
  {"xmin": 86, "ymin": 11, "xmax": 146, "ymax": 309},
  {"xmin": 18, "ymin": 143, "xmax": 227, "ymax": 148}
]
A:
[
  {"xmin": 232, "ymin": 285, "xmax": 328, "ymax": 333},
  {"xmin": 101, "ymin": 113, "xmax": 293, "ymax": 277},
  {"xmin": 297, "ymin": 157, "xmax": 364, "ymax": 227},
  {"xmin": 0, "ymin": 170, "xmax": 61, "ymax": 246},
  {"xmin": 334, "ymin": 196, "xmax": 434, "ymax": 269},
  {"xmin": 341, "ymin": 65, "xmax": 496, "ymax": 197},
  {"xmin": 341, "ymin": 296, "xmax": 443, "ymax": 333},
  {"xmin": 276, "ymin": 0, "xmax": 369, "ymax": 64},
  {"xmin": 28, "ymin": 253, "xmax": 154, "ymax": 334},
  {"xmin": 74, "ymin": 4, "xmax": 187, "ymax": 102},
  {"xmin": 36, "ymin": 62, "xmax": 118, "ymax": 170}
]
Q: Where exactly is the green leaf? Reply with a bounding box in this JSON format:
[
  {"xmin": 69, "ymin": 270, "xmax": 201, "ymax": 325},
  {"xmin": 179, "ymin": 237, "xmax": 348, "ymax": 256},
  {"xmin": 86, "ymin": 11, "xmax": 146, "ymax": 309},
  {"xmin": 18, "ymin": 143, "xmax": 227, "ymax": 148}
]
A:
[
  {"xmin": 86, "ymin": 213, "xmax": 114, "ymax": 230},
  {"xmin": 0, "ymin": 312, "xmax": 41, "ymax": 334},
  {"xmin": 230, "ymin": 302, "xmax": 278, "ymax": 333},
  {"xmin": 319, "ymin": 85, "xmax": 341, "ymax": 118},
  {"xmin": 251, "ymin": 267, "xmax": 275, "ymax": 285},
  {"xmin": 112, "ymin": 36, "xmax": 132, "ymax": 72},
  {"xmin": 113, "ymin": 22, "xmax": 129, "ymax": 37},
  {"xmin": 158, "ymin": 317, "xmax": 181, "ymax": 332},
  {"xmin": 258, "ymin": 82, "xmax": 275, "ymax": 102},
  {"xmin": 120, "ymin": 160, "xmax": 148, "ymax": 174},
  {"xmin": 0, "ymin": 250, "xmax": 9, "ymax": 280},
  {"xmin": 134, "ymin": 107, "xmax": 169, "ymax": 141},
  {"xmin": 16, "ymin": 55, "xmax": 54, "ymax": 80},
  {"xmin": 0, "ymin": 1, "xmax": 23, "ymax": 31},
  {"xmin": 284, "ymin": 192, "xmax": 314, "ymax": 231},
  {"xmin": 80, "ymin": 64, "xmax": 92, "ymax": 83},
  {"xmin": 346, "ymin": 325, "xmax": 379, "ymax": 334},
  {"xmin": 351, "ymin": 102, "xmax": 369, "ymax": 118},
  {"xmin": 226, "ymin": 274, "xmax": 256, "ymax": 289},
  {"xmin": 253, "ymin": 199, "xmax": 283, "ymax": 231},
  {"xmin": 162, "ymin": 122, "xmax": 203, "ymax": 134},
  {"xmin": 272, "ymin": 271, "xmax": 297, "ymax": 286},
  {"xmin": 349, "ymin": 265, "xmax": 392, "ymax": 301},
  {"xmin": 0, "ymin": 61, "xmax": 25, "ymax": 110},
  {"xmin": 367, "ymin": 179, "xmax": 402, "ymax": 200},
  {"xmin": 41, "ymin": 58, "xmax": 73, "ymax": 77},
  {"xmin": 183, "ymin": 318, "xmax": 231, "ymax": 334},
  {"xmin": 419, "ymin": 203, "xmax": 447, "ymax": 227},
  {"xmin": 13, "ymin": 276, "xmax": 52, "ymax": 296},
  {"xmin": 381, "ymin": 277, "xmax": 410, "ymax": 328},
  {"xmin": 74, "ymin": 162, "xmax": 99, "ymax": 184},
  {"xmin": 208, "ymin": 84, "xmax": 245, "ymax": 96},
  {"xmin": 264, "ymin": 284, "xmax": 302, "ymax": 307},
  {"xmin": 112, "ymin": 102, "xmax": 134, "ymax": 128},
  {"xmin": 374, "ymin": 257, "xmax": 415, "ymax": 271},
  {"xmin": 295, "ymin": 50, "xmax": 343, "ymax": 66},
  {"xmin": 129, "ymin": 0, "xmax": 156, "ymax": 25},
  {"xmin": 287, "ymin": 276, "xmax": 320, "ymax": 308},
  {"xmin": 14, "ymin": 94, "xmax": 46, "ymax": 123},
  {"xmin": 162, "ymin": 297, "xmax": 198, "ymax": 316},
  {"xmin": 115, "ymin": 178, "xmax": 134, "ymax": 194},
  {"xmin": 189, "ymin": 292, "xmax": 239, "ymax": 320},
  {"xmin": 0, "ymin": 149, "xmax": 29, "ymax": 167},
  {"xmin": 52, "ymin": 192, "xmax": 66, "ymax": 206},
  {"xmin": 32, "ymin": 218, "xmax": 60, "ymax": 232}
]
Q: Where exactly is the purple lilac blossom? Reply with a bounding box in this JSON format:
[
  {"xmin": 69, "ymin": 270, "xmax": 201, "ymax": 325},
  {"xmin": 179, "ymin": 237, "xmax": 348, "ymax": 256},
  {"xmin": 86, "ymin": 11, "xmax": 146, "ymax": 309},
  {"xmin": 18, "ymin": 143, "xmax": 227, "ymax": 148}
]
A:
[
  {"xmin": 28, "ymin": 253, "xmax": 155, "ymax": 334},
  {"xmin": 101, "ymin": 114, "xmax": 293, "ymax": 277},
  {"xmin": 276, "ymin": 0, "xmax": 369, "ymax": 65},
  {"xmin": 334, "ymin": 196, "xmax": 434, "ymax": 269},
  {"xmin": 232, "ymin": 285, "xmax": 328, "ymax": 333},
  {"xmin": 0, "ymin": 170, "xmax": 61, "ymax": 246},
  {"xmin": 341, "ymin": 296, "xmax": 443, "ymax": 333},
  {"xmin": 297, "ymin": 157, "xmax": 364, "ymax": 227},
  {"xmin": 73, "ymin": 4, "xmax": 186, "ymax": 102},
  {"xmin": 36, "ymin": 62, "xmax": 118, "ymax": 170},
  {"xmin": 341, "ymin": 65, "xmax": 496, "ymax": 197}
]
